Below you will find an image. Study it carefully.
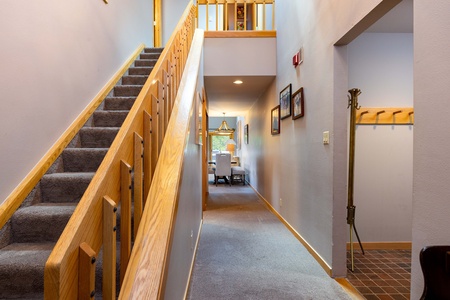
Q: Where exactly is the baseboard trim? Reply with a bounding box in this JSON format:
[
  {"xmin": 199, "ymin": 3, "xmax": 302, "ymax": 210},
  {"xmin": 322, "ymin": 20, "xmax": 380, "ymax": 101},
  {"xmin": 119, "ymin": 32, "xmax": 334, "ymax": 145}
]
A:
[
  {"xmin": 346, "ymin": 241, "xmax": 412, "ymax": 250},
  {"xmin": 248, "ymin": 184, "xmax": 333, "ymax": 277},
  {"xmin": 335, "ymin": 278, "xmax": 365, "ymax": 300},
  {"xmin": 0, "ymin": 44, "xmax": 145, "ymax": 230},
  {"xmin": 184, "ymin": 220, "xmax": 203, "ymax": 300}
]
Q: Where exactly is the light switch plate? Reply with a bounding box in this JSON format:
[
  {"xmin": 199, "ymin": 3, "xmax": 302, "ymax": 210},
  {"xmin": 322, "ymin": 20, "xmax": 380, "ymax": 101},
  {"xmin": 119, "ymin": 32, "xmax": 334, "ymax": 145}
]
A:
[{"xmin": 323, "ymin": 131, "xmax": 330, "ymax": 145}]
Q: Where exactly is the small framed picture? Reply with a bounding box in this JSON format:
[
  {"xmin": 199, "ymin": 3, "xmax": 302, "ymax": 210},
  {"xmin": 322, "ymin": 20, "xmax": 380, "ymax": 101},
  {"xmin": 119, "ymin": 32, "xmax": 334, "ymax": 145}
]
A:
[
  {"xmin": 244, "ymin": 124, "xmax": 249, "ymax": 144},
  {"xmin": 279, "ymin": 84, "xmax": 292, "ymax": 120},
  {"xmin": 292, "ymin": 87, "xmax": 304, "ymax": 120},
  {"xmin": 271, "ymin": 105, "xmax": 280, "ymax": 135}
]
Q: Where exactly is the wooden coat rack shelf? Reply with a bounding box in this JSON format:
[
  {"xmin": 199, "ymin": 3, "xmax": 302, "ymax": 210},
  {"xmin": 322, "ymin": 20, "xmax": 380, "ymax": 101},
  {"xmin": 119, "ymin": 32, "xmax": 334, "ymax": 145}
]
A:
[{"xmin": 356, "ymin": 107, "xmax": 414, "ymax": 125}]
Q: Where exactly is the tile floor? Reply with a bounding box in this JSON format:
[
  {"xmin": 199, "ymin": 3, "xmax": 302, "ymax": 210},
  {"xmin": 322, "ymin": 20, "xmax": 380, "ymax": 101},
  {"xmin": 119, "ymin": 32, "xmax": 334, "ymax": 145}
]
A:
[{"xmin": 346, "ymin": 249, "xmax": 412, "ymax": 300}]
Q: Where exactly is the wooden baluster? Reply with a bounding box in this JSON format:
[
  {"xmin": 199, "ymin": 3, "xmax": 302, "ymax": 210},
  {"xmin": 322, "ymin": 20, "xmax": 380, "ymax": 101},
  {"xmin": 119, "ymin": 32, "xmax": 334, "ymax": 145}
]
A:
[
  {"xmin": 143, "ymin": 110, "xmax": 152, "ymax": 200},
  {"xmin": 206, "ymin": 2, "xmax": 209, "ymax": 31},
  {"xmin": 133, "ymin": 133, "xmax": 143, "ymax": 236},
  {"xmin": 272, "ymin": 0, "xmax": 275, "ymax": 30},
  {"xmin": 79, "ymin": 242, "xmax": 96, "ymax": 300},
  {"xmin": 244, "ymin": 1, "xmax": 247, "ymax": 30},
  {"xmin": 102, "ymin": 196, "xmax": 117, "ymax": 300},
  {"xmin": 263, "ymin": 1, "xmax": 266, "ymax": 30},
  {"xmin": 120, "ymin": 160, "xmax": 132, "ymax": 285},
  {"xmin": 151, "ymin": 94, "xmax": 159, "ymax": 173},
  {"xmin": 225, "ymin": 1, "xmax": 228, "ymax": 30}
]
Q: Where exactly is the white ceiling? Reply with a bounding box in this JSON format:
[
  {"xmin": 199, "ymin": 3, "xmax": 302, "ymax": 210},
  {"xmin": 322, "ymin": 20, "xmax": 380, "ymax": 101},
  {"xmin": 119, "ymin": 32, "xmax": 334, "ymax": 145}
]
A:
[
  {"xmin": 205, "ymin": 76, "xmax": 275, "ymax": 117},
  {"xmin": 205, "ymin": 0, "xmax": 413, "ymax": 117}
]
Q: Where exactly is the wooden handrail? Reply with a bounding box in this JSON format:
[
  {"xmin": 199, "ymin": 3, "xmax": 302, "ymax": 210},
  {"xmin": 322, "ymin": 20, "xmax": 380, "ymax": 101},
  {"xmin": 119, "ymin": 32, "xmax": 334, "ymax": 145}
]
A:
[
  {"xmin": 0, "ymin": 45, "xmax": 145, "ymax": 231},
  {"xmin": 118, "ymin": 28, "xmax": 205, "ymax": 300},
  {"xmin": 197, "ymin": 0, "xmax": 275, "ymax": 31},
  {"xmin": 44, "ymin": 2, "xmax": 197, "ymax": 298}
]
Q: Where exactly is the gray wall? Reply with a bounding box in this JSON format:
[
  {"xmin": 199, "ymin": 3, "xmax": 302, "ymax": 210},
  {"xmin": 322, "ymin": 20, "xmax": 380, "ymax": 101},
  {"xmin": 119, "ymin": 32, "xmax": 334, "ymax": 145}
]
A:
[
  {"xmin": 412, "ymin": 0, "xmax": 450, "ymax": 297},
  {"xmin": 164, "ymin": 95, "xmax": 203, "ymax": 299},
  {"xmin": 348, "ymin": 33, "xmax": 413, "ymax": 242},
  {"xmin": 243, "ymin": 0, "xmax": 389, "ymax": 277},
  {"xmin": 0, "ymin": 0, "xmax": 153, "ymax": 204}
]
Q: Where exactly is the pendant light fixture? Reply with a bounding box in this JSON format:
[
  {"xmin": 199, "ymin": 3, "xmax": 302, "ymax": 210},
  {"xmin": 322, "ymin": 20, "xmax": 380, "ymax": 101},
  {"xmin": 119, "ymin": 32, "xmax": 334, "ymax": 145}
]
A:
[{"xmin": 214, "ymin": 112, "xmax": 235, "ymax": 135}]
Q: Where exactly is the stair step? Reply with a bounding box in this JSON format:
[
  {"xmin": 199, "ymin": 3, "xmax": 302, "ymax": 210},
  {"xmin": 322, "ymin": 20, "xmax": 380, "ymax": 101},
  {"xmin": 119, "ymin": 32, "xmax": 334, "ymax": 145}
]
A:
[
  {"xmin": 0, "ymin": 243, "xmax": 54, "ymax": 299},
  {"xmin": 140, "ymin": 52, "xmax": 161, "ymax": 60},
  {"xmin": 144, "ymin": 47, "xmax": 164, "ymax": 54},
  {"xmin": 79, "ymin": 127, "xmax": 120, "ymax": 148},
  {"xmin": 41, "ymin": 172, "xmax": 94, "ymax": 203},
  {"xmin": 104, "ymin": 97, "xmax": 136, "ymax": 111},
  {"xmin": 93, "ymin": 111, "xmax": 129, "ymax": 127},
  {"xmin": 114, "ymin": 85, "xmax": 142, "ymax": 97},
  {"xmin": 12, "ymin": 204, "xmax": 76, "ymax": 243},
  {"xmin": 122, "ymin": 75, "xmax": 148, "ymax": 86},
  {"xmin": 62, "ymin": 148, "xmax": 108, "ymax": 172},
  {"xmin": 128, "ymin": 66, "xmax": 153, "ymax": 76},
  {"xmin": 134, "ymin": 59, "xmax": 157, "ymax": 67}
]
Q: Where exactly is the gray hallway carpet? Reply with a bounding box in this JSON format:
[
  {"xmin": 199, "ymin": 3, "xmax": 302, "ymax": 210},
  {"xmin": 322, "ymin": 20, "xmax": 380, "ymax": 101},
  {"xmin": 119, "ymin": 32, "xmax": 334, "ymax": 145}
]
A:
[{"xmin": 187, "ymin": 185, "xmax": 351, "ymax": 300}]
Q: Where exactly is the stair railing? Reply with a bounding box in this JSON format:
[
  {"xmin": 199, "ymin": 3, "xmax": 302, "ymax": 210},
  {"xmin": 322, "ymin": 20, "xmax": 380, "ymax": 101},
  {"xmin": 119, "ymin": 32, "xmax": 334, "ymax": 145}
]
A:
[
  {"xmin": 119, "ymin": 28, "xmax": 204, "ymax": 299},
  {"xmin": 44, "ymin": 2, "xmax": 197, "ymax": 299}
]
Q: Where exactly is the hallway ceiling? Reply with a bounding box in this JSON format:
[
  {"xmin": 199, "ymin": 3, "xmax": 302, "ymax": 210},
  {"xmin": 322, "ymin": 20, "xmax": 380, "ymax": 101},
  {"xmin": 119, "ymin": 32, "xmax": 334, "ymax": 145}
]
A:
[
  {"xmin": 205, "ymin": 0, "xmax": 412, "ymax": 118},
  {"xmin": 205, "ymin": 76, "xmax": 275, "ymax": 117}
]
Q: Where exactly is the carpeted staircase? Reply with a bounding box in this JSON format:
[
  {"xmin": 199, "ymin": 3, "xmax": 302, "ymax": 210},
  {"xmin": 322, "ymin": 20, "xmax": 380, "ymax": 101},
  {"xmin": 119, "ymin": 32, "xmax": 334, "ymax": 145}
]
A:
[{"xmin": 0, "ymin": 47, "xmax": 163, "ymax": 299}]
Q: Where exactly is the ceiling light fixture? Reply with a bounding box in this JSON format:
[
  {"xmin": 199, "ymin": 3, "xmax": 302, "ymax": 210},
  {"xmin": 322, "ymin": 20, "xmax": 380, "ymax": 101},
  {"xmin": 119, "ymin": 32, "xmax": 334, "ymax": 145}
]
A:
[
  {"xmin": 233, "ymin": 80, "xmax": 243, "ymax": 85},
  {"xmin": 214, "ymin": 112, "xmax": 235, "ymax": 135}
]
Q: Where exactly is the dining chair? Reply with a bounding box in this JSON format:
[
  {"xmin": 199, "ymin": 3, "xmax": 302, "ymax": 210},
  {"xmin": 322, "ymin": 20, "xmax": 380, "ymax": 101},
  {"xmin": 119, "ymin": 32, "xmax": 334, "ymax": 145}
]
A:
[{"xmin": 215, "ymin": 153, "xmax": 231, "ymax": 186}]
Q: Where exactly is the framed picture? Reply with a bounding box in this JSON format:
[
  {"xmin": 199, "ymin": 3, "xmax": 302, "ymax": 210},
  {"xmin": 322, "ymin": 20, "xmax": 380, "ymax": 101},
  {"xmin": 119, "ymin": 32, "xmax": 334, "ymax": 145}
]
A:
[
  {"xmin": 292, "ymin": 87, "xmax": 304, "ymax": 120},
  {"xmin": 237, "ymin": 5, "xmax": 244, "ymax": 19},
  {"xmin": 271, "ymin": 105, "xmax": 280, "ymax": 135},
  {"xmin": 244, "ymin": 124, "xmax": 249, "ymax": 144},
  {"xmin": 279, "ymin": 84, "xmax": 292, "ymax": 119}
]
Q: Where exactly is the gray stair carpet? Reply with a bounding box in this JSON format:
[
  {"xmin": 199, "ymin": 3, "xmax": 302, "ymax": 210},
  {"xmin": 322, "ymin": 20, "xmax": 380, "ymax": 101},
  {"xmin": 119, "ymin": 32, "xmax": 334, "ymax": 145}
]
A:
[
  {"xmin": 0, "ymin": 47, "xmax": 163, "ymax": 299},
  {"xmin": 187, "ymin": 185, "xmax": 352, "ymax": 300}
]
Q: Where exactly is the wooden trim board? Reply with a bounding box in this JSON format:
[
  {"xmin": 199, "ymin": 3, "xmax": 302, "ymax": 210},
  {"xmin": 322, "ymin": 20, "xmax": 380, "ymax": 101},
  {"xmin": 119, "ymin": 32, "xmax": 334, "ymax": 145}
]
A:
[
  {"xmin": 347, "ymin": 242, "xmax": 412, "ymax": 250},
  {"xmin": 204, "ymin": 30, "xmax": 276, "ymax": 38}
]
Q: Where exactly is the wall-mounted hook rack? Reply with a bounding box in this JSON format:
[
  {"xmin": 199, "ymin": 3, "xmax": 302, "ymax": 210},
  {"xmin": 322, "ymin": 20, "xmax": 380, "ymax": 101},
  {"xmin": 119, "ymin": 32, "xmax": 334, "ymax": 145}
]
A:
[{"xmin": 356, "ymin": 107, "xmax": 414, "ymax": 125}]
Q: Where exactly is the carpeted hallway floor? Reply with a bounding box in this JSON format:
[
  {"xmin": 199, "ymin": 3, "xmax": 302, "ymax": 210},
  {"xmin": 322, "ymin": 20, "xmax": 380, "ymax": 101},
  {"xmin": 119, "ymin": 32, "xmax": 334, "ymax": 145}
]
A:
[{"xmin": 187, "ymin": 184, "xmax": 352, "ymax": 300}]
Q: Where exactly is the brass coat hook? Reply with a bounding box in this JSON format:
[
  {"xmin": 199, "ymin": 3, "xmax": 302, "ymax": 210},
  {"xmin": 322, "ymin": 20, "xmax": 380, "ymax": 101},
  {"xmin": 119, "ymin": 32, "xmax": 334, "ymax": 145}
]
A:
[
  {"xmin": 376, "ymin": 110, "xmax": 386, "ymax": 115},
  {"xmin": 393, "ymin": 110, "xmax": 402, "ymax": 115},
  {"xmin": 360, "ymin": 110, "xmax": 369, "ymax": 116}
]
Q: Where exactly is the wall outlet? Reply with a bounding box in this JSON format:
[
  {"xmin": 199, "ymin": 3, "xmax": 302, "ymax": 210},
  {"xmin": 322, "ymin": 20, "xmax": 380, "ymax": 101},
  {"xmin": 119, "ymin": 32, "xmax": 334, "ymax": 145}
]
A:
[
  {"xmin": 190, "ymin": 230, "xmax": 194, "ymax": 250},
  {"xmin": 279, "ymin": 198, "xmax": 283, "ymax": 207}
]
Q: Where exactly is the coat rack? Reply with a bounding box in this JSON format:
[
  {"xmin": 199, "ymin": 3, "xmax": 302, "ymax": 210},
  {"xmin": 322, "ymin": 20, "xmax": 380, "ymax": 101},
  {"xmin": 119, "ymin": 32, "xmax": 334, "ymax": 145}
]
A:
[
  {"xmin": 356, "ymin": 107, "xmax": 414, "ymax": 125},
  {"xmin": 347, "ymin": 89, "xmax": 365, "ymax": 272}
]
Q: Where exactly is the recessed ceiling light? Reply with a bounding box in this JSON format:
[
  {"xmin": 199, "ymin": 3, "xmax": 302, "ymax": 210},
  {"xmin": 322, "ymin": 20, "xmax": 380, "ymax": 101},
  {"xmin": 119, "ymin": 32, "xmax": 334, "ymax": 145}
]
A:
[{"xmin": 233, "ymin": 80, "xmax": 243, "ymax": 85}]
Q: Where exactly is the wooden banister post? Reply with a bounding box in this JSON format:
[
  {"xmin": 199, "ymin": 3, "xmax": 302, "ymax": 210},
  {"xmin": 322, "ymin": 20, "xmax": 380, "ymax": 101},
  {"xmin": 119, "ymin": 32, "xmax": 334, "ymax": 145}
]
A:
[
  {"xmin": 102, "ymin": 196, "xmax": 117, "ymax": 300},
  {"xmin": 120, "ymin": 160, "xmax": 132, "ymax": 285},
  {"xmin": 133, "ymin": 133, "xmax": 144, "ymax": 236},
  {"xmin": 79, "ymin": 242, "xmax": 96, "ymax": 300}
]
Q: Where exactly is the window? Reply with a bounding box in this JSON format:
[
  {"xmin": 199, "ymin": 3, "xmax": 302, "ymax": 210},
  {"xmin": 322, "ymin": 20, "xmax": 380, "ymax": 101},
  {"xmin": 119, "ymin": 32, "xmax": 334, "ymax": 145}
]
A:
[{"xmin": 208, "ymin": 132, "xmax": 234, "ymax": 161}]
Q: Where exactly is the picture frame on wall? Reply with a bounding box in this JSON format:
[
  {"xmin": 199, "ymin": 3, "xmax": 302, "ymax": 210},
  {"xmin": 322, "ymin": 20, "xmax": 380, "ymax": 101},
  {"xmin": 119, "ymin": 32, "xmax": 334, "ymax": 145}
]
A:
[
  {"xmin": 280, "ymin": 84, "xmax": 292, "ymax": 119},
  {"xmin": 244, "ymin": 124, "xmax": 249, "ymax": 144},
  {"xmin": 292, "ymin": 87, "xmax": 304, "ymax": 120},
  {"xmin": 271, "ymin": 105, "xmax": 280, "ymax": 135}
]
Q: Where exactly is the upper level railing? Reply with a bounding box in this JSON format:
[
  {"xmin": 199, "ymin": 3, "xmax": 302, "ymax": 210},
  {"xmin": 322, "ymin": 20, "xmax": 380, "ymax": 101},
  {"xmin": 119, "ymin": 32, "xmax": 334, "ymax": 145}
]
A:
[
  {"xmin": 197, "ymin": 0, "xmax": 275, "ymax": 32},
  {"xmin": 44, "ymin": 2, "xmax": 197, "ymax": 298}
]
